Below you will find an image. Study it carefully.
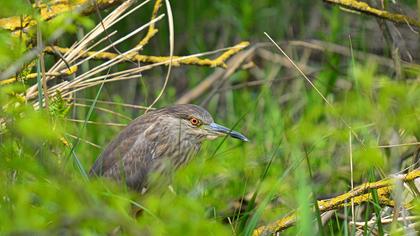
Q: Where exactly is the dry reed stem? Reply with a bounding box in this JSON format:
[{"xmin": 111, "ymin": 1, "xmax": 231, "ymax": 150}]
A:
[
  {"xmin": 324, "ymin": 0, "xmax": 420, "ymax": 28},
  {"xmin": 25, "ymin": 0, "xmax": 138, "ymax": 100},
  {"xmin": 64, "ymin": 133, "xmax": 101, "ymax": 148},
  {"xmin": 144, "ymin": 0, "xmax": 174, "ymax": 112},
  {"xmin": 69, "ymin": 98, "xmax": 151, "ymax": 110},
  {"xmin": 73, "ymin": 103, "xmax": 131, "ymax": 120},
  {"xmin": 65, "ymin": 118, "xmax": 126, "ymax": 127},
  {"xmin": 253, "ymin": 169, "xmax": 420, "ymax": 235}
]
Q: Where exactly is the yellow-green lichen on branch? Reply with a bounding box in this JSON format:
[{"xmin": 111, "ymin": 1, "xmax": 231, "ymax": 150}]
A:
[
  {"xmin": 44, "ymin": 42, "xmax": 250, "ymax": 68},
  {"xmin": 0, "ymin": 0, "xmax": 128, "ymax": 32},
  {"xmin": 252, "ymin": 169, "xmax": 420, "ymax": 235},
  {"xmin": 324, "ymin": 0, "xmax": 420, "ymax": 27}
]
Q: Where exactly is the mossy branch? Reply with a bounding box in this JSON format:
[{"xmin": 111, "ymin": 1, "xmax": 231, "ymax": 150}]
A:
[
  {"xmin": 0, "ymin": 0, "xmax": 128, "ymax": 32},
  {"xmin": 253, "ymin": 169, "xmax": 420, "ymax": 235},
  {"xmin": 324, "ymin": 0, "xmax": 420, "ymax": 28},
  {"xmin": 136, "ymin": 0, "xmax": 163, "ymax": 48},
  {"xmin": 0, "ymin": 66, "xmax": 77, "ymax": 86},
  {"xmin": 44, "ymin": 41, "xmax": 250, "ymax": 68}
]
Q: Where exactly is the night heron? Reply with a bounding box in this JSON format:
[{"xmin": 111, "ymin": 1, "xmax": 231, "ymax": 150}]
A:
[{"xmin": 89, "ymin": 104, "xmax": 248, "ymax": 192}]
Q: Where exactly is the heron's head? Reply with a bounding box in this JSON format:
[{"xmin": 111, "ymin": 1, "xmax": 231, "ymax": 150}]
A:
[{"xmin": 156, "ymin": 104, "xmax": 249, "ymax": 142}]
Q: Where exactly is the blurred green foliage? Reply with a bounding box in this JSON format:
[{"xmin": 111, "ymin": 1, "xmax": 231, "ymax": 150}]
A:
[
  {"xmin": 0, "ymin": 30, "xmax": 27, "ymax": 70},
  {"xmin": 0, "ymin": 0, "xmax": 32, "ymax": 18},
  {"xmin": 1, "ymin": 0, "xmax": 419, "ymax": 235}
]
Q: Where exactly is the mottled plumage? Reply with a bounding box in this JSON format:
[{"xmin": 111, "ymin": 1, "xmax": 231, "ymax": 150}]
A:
[{"xmin": 90, "ymin": 104, "xmax": 248, "ymax": 192}]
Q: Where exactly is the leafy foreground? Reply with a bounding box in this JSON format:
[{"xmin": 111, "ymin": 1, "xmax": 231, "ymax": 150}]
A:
[
  {"xmin": 1, "ymin": 0, "xmax": 420, "ymax": 235},
  {"xmin": 1, "ymin": 61, "xmax": 419, "ymax": 235}
]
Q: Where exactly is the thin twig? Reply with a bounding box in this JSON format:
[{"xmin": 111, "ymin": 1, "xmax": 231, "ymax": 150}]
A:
[
  {"xmin": 378, "ymin": 142, "xmax": 420, "ymax": 148},
  {"xmin": 73, "ymin": 103, "xmax": 132, "ymax": 120},
  {"xmin": 264, "ymin": 32, "xmax": 364, "ymax": 146},
  {"xmin": 64, "ymin": 133, "xmax": 101, "ymax": 149},
  {"xmin": 65, "ymin": 118, "xmax": 126, "ymax": 127},
  {"xmin": 70, "ymin": 98, "xmax": 151, "ymax": 110},
  {"xmin": 349, "ymin": 131, "xmax": 355, "ymax": 228}
]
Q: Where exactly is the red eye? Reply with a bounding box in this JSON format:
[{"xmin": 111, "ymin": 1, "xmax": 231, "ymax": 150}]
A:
[{"xmin": 190, "ymin": 117, "xmax": 200, "ymax": 126}]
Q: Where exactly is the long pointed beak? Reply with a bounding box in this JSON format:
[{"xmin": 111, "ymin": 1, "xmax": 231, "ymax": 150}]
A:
[{"xmin": 207, "ymin": 122, "xmax": 249, "ymax": 142}]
